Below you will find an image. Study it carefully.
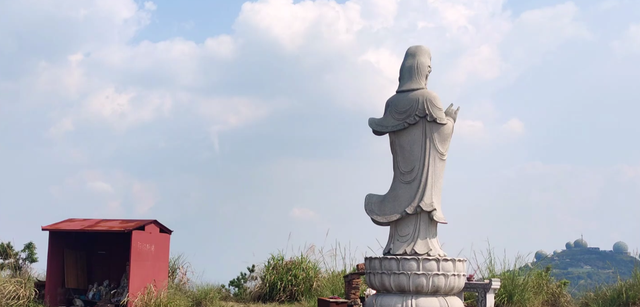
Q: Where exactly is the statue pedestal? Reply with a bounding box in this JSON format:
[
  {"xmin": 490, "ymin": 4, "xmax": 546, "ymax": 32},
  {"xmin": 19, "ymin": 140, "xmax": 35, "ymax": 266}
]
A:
[{"xmin": 364, "ymin": 256, "xmax": 467, "ymax": 307}]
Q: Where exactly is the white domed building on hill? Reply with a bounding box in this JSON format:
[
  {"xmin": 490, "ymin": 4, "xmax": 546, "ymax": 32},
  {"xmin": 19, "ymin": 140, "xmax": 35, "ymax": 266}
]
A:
[
  {"xmin": 534, "ymin": 250, "xmax": 549, "ymax": 261},
  {"xmin": 533, "ymin": 237, "xmax": 637, "ymax": 262},
  {"xmin": 574, "ymin": 238, "xmax": 588, "ymax": 249},
  {"xmin": 613, "ymin": 241, "xmax": 630, "ymax": 255}
]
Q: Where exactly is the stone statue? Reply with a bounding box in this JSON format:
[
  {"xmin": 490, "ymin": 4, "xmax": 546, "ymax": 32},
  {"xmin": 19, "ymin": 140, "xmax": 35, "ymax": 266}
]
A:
[
  {"xmin": 363, "ymin": 46, "xmax": 469, "ymax": 307},
  {"xmin": 365, "ymin": 45, "xmax": 459, "ymax": 257}
]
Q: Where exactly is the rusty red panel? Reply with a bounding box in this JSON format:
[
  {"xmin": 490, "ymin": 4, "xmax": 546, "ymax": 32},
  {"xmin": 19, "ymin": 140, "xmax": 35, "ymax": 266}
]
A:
[
  {"xmin": 127, "ymin": 223, "xmax": 171, "ymax": 305},
  {"xmin": 41, "ymin": 218, "xmax": 172, "ymax": 234},
  {"xmin": 44, "ymin": 232, "xmax": 65, "ymax": 307}
]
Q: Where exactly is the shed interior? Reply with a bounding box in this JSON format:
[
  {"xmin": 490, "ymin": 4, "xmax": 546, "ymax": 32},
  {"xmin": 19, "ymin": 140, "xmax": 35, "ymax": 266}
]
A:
[{"xmin": 49, "ymin": 231, "xmax": 131, "ymax": 307}]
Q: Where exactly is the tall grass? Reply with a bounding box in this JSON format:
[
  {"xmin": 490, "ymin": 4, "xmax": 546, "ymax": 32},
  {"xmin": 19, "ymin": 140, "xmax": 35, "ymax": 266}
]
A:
[
  {"xmin": 131, "ymin": 283, "xmax": 230, "ymax": 307},
  {"xmin": 578, "ymin": 269, "xmax": 640, "ymax": 307},
  {"xmin": 467, "ymin": 241, "xmax": 573, "ymax": 307},
  {"xmin": 253, "ymin": 253, "xmax": 321, "ymax": 303},
  {"xmin": 0, "ymin": 273, "xmax": 43, "ymax": 307}
]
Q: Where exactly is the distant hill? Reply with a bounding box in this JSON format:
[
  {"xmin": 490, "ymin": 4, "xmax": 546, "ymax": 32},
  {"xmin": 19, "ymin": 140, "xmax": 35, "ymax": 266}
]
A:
[{"xmin": 530, "ymin": 247, "xmax": 640, "ymax": 295}]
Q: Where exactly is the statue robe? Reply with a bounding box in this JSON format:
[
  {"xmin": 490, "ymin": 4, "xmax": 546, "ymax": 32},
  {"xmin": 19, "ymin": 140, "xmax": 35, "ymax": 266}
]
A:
[{"xmin": 364, "ymin": 45, "xmax": 456, "ymax": 256}]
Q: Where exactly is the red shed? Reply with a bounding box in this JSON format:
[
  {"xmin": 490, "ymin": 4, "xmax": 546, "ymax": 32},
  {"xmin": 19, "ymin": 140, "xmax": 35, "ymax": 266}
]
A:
[{"xmin": 41, "ymin": 218, "xmax": 173, "ymax": 307}]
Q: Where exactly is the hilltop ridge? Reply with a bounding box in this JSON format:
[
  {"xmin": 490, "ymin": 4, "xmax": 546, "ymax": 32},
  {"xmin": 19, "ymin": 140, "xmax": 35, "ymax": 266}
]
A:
[{"xmin": 530, "ymin": 239, "xmax": 640, "ymax": 295}]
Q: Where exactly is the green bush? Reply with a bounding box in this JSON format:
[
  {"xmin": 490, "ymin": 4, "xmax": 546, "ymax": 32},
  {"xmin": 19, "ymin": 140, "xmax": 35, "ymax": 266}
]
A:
[
  {"xmin": 250, "ymin": 239, "xmax": 362, "ymax": 305},
  {"xmin": 225, "ymin": 264, "xmax": 256, "ymax": 300},
  {"xmin": 0, "ymin": 241, "xmax": 39, "ymax": 279},
  {"xmin": 253, "ymin": 252, "xmax": 321, "ymax": 303}
]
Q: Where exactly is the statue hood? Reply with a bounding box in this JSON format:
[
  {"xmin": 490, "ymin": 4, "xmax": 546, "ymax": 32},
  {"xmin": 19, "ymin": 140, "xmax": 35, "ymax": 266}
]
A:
[
  {"xmin": 397, "ymin": 45, "xmax": 432, "ymax": 93},
  {"xmin": 367, "ymin": 45, "xmax": 447, "ymax": 136}
]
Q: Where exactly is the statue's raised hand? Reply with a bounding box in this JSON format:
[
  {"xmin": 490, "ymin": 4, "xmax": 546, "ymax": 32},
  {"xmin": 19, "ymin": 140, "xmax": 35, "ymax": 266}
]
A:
[{"xmin": 445, "ymin": 103, "xmax": 460, "ymax": 123}]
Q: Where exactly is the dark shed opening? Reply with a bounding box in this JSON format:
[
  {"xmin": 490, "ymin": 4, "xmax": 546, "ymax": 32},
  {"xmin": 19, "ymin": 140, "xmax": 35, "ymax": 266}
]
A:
[{"xmin": 41, "ymin": 218, "xmax": 172, "ymax": 307}]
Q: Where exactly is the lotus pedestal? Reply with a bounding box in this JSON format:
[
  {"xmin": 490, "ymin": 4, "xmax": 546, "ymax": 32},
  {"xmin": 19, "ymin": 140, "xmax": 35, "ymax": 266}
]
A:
[{"xmin": 364, "ymin": 256, "xmax": 467, "ymax": 307}]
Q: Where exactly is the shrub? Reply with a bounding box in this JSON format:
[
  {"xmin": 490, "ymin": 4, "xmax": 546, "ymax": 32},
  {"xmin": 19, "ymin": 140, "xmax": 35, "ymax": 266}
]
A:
[
  {"xmin": 0, "ymin": 275, "xmax": 41, "ymax": 307},
  {"xmin": 0, "ymin": 241, "xmax": 39, "ymax": 278},
  {"xmin": 253, "ymin": 252, "xmax": 321, "ymax": 303},
  {"xmin": 225, "ymin": 264, "xmax": 256, "ymax": 300},
  {"xmin": 169, "ymin": 253, "xmax": 193, "ymax": 289}
]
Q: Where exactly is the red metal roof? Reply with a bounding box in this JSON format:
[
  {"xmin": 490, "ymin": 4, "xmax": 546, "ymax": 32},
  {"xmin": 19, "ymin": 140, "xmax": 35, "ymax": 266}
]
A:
[{"xmin": 41, "ymin": 218, "xmax": 173, "ymax": 234}]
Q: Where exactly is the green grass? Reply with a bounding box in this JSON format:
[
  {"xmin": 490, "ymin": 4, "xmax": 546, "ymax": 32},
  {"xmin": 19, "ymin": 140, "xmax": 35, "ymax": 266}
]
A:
[{"xmin": 130, "ymin": 283, "xmax": 231, "ymax": 307}]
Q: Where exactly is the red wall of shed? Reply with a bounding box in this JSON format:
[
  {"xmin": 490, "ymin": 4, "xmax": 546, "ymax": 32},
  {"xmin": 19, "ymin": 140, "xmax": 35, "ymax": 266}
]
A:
[
  {"xmin": 128, "ymin": 224, "xmax": 171, "ymax": 303},
  {"xmin": 44, "ymin": 232, "xmax": 64, "ymax": 307}
]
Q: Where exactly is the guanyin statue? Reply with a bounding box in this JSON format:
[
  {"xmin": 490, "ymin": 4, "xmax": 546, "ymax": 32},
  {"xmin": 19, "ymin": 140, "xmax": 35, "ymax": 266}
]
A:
[{"xmin": 365, "ymin": 45, "xmax": 460, "ymax": 257}]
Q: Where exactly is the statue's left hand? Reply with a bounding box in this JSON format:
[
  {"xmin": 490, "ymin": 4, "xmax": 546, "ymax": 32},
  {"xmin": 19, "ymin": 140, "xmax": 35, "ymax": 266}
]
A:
[{"xmin": 445, "ymin": 103, "xmax": 460, "ymax": 123}]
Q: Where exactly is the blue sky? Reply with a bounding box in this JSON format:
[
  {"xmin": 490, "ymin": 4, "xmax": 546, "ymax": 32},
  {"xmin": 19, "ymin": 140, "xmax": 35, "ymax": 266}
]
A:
[{"xmin": 1, "ymin": 0, "xmax": 640, "ymax": 285}]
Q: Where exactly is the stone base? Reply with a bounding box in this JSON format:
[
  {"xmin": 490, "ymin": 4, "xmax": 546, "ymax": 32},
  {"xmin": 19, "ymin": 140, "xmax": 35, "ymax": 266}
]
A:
[
  {"xmin": 365, "ymin": 256, "xmax": 467, "ymax": 295},
  {"xmin": 364, "ymin": 293, "xmax": 464, "ymax": 307}
]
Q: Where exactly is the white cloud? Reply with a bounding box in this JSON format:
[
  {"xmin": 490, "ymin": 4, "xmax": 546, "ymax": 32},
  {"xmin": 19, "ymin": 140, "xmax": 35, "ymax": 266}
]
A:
[
  {"xmin": 85, "ymin": 87, "xmax": 172, "ymax": 130},
  {"xmin": 616, "ymin": 164, "xmax": 640, "ymax": 182},
  {"xmin": 107, "ymin": 200, "xmax": 124, "ymax": 215},
  {"xmin": 498, "ymin": 2, "xmax": 591, "ymax": 79},
  {"xmin": 449, "ymin": 44, "xmax": 504, "ymax": 83},
  {"xmin": 502, "ymin": 118, "xmax": 525, "ymax": 135},
  {"xmin": 456, "ymin": 120, "xmax": 486, "ymax": 140},
  {"xmin": 289, "ymin": 207, "xmax": 318, "ymax": 220},
  {"xmin": 36, "ymin": 53, "xmax": 87, "ymax": 99},
  {"xmin": 86, "ymin": 180, "xmax": 114, "ymax": 194},
  {"xmin": 612, "ymin": 23, "xmax": 640, "ymax": 55},
  {"xmin": 199, "ymin": 96, "xmax": 273, "ymax": 153},
  {"xmin": 599, "ymin": 0, "xmax": 620, "ymax": 10},
  {"xmin": 234, "ymin": 0, "xmax": 363, "ymax": 52},
  {"xmin": 131, "ymin": 181, "xmax": 158, "ymax": 215},
  {"xmin": 0, "ymin": 0, "xmax": 592, "ymax": 149},
  {"xmin": 203, "ymin": 35, "xmax": 237, "ymax": 59},
  {"xmin": 597, "ymin": 0, "xmax": 633, "ymax": 10},
  {"xmin": 143, "ymin": 1, "xmax": 157, "ymax": 11},
  {"xmin": 358, "ymin": 48, "xmax": 403, "ymax": 81},
  {"xmin": 50, "ymin": 169, "xmax": 158, "ymax": 215},
  {"xmin": 355, "ymin": 0, "xmax": 400, "ymax": 30},
  {"xmin": 47, "ymin": 117, "xmax": 75, "ymax": 138},
  {"xmin": 452, "ymin": 103, "xmax": 524, "ymax": 144}
]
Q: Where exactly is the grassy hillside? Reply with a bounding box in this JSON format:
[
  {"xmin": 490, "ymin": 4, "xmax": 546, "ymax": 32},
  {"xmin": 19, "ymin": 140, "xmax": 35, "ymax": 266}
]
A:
[{"xmin": 532, "ymin": 248, "xmax": 640, "ymax": 295}]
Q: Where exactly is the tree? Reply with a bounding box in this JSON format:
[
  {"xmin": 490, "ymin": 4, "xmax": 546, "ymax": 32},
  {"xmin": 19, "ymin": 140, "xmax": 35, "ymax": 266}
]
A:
[{"xmin": 0, "ymin": 241, "xmax": 39, "ymax": 277}]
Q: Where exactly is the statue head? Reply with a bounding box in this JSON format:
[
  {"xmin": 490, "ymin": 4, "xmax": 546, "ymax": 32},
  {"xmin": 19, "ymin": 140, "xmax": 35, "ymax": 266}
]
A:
[{"xmin": 397, "ymin": 45, "xmax": 432, "ymax": 93}]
